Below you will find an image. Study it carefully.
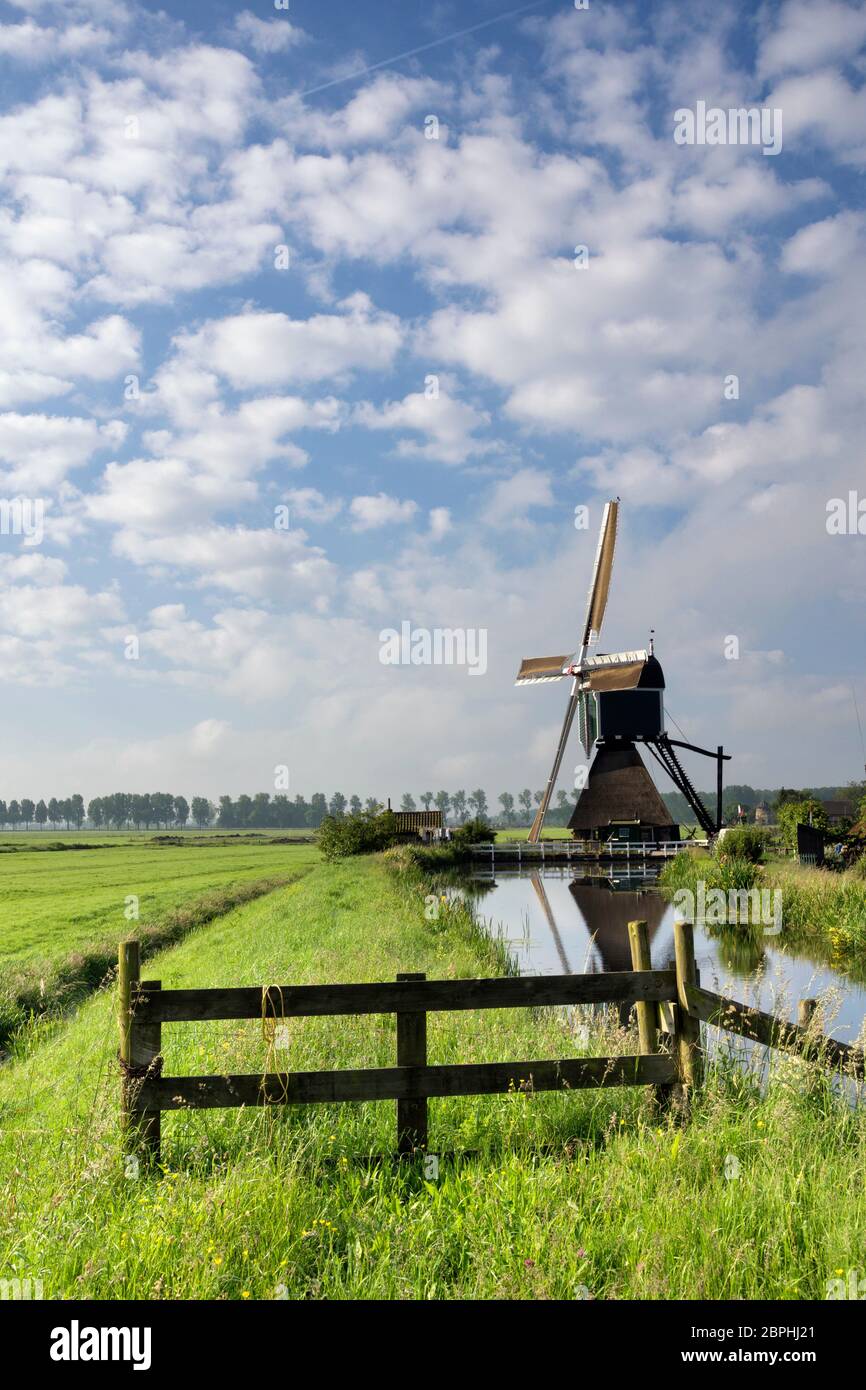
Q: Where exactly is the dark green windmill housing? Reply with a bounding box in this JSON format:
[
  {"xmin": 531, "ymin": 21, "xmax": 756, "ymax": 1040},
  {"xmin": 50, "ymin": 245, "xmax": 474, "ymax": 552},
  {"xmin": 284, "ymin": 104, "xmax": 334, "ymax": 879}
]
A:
[{"xmin": 516, "ymin": 501, "xmax": 729, "ymax": 846}]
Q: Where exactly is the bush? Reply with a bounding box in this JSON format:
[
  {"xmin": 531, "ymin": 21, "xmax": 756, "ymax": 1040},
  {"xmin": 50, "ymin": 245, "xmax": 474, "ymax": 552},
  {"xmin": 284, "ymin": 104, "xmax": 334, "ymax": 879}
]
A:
[
  {"xmin": 716, "ymin": 826, "xmax": 768, "ymax": 864},
  {"xmin": 317, "ymin": 810, "xmax": 400, "ymax": 861},
  {"xmin": 451, "ymin": 817, "xmax": 495, "ymax": 847}
]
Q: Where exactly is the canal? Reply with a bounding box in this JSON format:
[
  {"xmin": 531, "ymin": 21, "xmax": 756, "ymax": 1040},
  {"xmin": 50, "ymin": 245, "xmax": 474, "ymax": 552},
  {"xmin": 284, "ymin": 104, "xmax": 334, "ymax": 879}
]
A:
[{"xmin": 457, "ymin": 867, "xmax": 866, "ymax": 1049}]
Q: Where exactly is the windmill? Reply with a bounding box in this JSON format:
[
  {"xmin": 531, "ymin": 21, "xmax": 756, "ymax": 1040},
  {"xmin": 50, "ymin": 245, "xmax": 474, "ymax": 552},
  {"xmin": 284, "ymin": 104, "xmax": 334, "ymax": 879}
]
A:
[{"xmin": 515, "ymin": 500, "xmax": 729, "ymax": 844}]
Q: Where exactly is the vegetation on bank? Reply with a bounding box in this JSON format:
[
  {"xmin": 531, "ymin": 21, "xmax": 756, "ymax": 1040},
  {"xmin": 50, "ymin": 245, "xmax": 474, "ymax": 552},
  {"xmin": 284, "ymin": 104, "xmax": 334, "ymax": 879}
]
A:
[
  {"xmin": 659, "ymin": 848, "xmax": 866, "ymax": 972},
  {"xmin": 1, "ymin": 854, "xmax": 864, "ymax": 1299},
  {"xmin": 317, "ymin": 810, "xmax": 493, "ymax": 861}
]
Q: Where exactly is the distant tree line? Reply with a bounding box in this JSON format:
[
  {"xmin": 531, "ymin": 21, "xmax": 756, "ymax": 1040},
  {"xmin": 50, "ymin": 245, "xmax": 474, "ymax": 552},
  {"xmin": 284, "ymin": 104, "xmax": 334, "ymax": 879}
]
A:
[
  {"xmin": 4, "ymin": 782, "xmax": 862, "ymax": 832},
  {"xmin": 0, "ymin": 789, "xmax": 577, "ymax": 830},
  {"xmin": 0, "ymin": 795, "xmax": 86, "ymax": 830}
]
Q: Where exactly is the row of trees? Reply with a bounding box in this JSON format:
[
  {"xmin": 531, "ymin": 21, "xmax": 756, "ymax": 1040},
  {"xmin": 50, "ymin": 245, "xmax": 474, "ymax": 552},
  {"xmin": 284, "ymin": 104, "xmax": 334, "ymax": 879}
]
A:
[
  {"xmin": 402, "ymin": 789, "xmax": 575, "ymax": 826},
  {"xmin": 0, "ymin": 789, "xmax": 578, "ymax": 830},
  {"xmin": 0, "ymin": 796, "xmax": 85, "ymax": 830}
]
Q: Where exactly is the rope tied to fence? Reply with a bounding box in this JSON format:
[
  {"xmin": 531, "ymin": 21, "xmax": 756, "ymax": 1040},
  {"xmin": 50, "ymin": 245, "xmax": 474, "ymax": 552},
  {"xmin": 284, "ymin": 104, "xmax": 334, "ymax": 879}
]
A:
[
  {"xmin": 117, "ymin": 1050, "xmax": 164, "ymax": 1080},
  {"xmin": 261, "ymin": 985, "xmax": 291, "ymax": 1104}
]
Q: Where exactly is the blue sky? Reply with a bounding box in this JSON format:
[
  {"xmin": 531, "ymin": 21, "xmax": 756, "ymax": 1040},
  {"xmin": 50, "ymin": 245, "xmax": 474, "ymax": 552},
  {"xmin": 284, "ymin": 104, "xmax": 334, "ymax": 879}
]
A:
[{"xmin": 1, "ymin": 0, "xmax": 865, "ymax": 803}]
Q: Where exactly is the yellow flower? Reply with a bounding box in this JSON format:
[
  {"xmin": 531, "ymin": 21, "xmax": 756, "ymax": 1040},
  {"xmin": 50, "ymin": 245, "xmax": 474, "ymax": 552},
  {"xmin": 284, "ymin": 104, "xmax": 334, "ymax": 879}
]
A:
[
  {"xmin": 214, "ymin": 1256, "xmax": 223, "ymax": 1267},
  {"xmin": 241, "ymin": 1291, "xmax": 251, "ymax": 1299}
]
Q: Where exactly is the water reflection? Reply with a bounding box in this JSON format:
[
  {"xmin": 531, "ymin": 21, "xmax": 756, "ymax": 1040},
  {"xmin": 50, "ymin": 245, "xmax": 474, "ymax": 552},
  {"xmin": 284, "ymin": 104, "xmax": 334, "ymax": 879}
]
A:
[{"xmin": 461, "ymin": 867, "xmax": 866, "ymax": 1048}]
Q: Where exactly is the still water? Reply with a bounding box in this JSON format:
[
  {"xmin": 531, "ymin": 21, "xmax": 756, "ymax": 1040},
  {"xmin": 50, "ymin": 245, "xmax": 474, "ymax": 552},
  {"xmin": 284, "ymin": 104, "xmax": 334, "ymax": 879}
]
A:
[{"xmin": 459, "ymin": 867, "xmax": 866, "ymax": 1049}]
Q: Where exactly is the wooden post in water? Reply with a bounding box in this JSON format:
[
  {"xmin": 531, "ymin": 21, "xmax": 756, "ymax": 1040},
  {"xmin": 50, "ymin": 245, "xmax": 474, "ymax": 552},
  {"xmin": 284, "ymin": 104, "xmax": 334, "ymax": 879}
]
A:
[
  {"xmin": 396, "ymin": 972, "xmax": 428, "ymax": 1157},
  {"xmin": 673, "ymin": 920, "xmax": 703, "ymax": 1102},
  {"xmin": 118, "ymin": 940, "xmax": 162, "ymax": 1167}
]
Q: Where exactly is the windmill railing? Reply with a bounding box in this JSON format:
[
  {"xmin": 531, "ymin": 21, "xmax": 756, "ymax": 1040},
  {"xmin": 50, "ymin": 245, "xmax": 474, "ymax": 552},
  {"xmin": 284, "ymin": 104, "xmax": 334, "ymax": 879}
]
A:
[{"xmin": 469, "ymin": 839, "xmax": 701, "ymax": 860}]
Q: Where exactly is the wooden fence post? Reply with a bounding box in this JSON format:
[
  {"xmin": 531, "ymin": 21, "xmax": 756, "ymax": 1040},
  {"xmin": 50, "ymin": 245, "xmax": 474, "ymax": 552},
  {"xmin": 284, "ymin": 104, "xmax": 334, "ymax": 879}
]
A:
[
  {"xmin": 627, "ymin": 921, "xmax": 657, "ymax": 1054},
  {"xmin": 118, "ymin": 940, "xmax": 162, "ymax": 1168},
  {"xmin": 672, "ymin": 920, "xmax": 703, "ymax": 1102},
  {"xmin": 396, "ymin": 972, "xmax": 428, "ymax": 1157},
  {"xmin": 628, "ymin": 919, "xmax": 670, "ymax": 1111}
]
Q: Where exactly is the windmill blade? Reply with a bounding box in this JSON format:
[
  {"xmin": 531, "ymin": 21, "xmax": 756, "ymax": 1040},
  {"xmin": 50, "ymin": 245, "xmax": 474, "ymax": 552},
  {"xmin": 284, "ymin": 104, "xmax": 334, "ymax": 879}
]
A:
[
  {"xmin": 577, "ymin": 689, "xmax": 594, "ymax": 758},
  {"xmin": 580, "ymin": 499, "xmax": 619, "ymax": 649},
  {"xmin": 528, "ymin": 687, "xmax": 579, "ymax": 843},
  {"xmin": 514, "ymin": 653, "xmax": 574, "ymax": 686}
]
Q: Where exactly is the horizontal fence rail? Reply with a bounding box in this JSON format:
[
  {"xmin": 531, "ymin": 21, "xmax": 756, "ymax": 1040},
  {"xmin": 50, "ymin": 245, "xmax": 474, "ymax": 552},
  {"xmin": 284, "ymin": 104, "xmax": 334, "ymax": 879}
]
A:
[
  {"xmin": 117, "ymin": 919, "xmax": 864, "ymax": 1168},
  {"xmin": 685, "ymin": 983, "xmax": 865, "ymax": 1077},
  {"xmin": 135, "ymin": 969, "xmax": 677, "ymax": 1024},
  {"xmin": 140, "ymin": 1055, "xmax": 678, "ymax": 1112}
]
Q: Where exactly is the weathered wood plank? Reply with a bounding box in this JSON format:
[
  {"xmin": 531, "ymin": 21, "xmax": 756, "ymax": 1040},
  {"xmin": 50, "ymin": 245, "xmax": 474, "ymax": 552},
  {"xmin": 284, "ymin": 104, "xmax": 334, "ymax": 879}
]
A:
[
  {"xmin": 396, "ymin": 972, "xmax": 427, "ymax": 1155},
  {"xmin": 685, "ymin": 984, "xmax": 864, "ymax": 1076},
  {"xmin": 135, "ymin": 969, "xmax": 678, "ymax": 1023},
  {"xmin": 140, "ymin": 1054, "xmax": 678, "ymax": 1110}
]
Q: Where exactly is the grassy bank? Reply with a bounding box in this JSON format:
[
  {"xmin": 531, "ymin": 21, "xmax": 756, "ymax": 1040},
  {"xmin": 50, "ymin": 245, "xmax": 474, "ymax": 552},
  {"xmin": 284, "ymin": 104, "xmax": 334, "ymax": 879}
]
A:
[
  {"xmin": 1, "ymin": 853, "xmax": 864, "ymax": 1299},
  {"xmin": 659, "ymin": 852, "xmax": 866, "ymax": 974}
]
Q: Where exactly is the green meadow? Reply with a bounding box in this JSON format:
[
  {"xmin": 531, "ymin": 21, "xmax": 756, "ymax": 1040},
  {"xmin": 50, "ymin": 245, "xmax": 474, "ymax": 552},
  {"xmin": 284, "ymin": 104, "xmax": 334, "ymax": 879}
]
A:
[
  {"xmin": 0, "ymin": 835, "xmax": 319, "ymax": 1047},
  {"xmin": 0, "ymin": 851, "xmax": 864, "ymax": 1300},
  {"xmin": 0, "ymin": 835, "xmax": 317, "ymax": 967}
]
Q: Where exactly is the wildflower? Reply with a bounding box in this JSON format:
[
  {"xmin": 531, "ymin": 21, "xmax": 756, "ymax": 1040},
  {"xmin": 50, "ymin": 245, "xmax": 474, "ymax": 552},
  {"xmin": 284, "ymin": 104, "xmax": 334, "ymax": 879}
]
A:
[
  {"xmin": 576, "ymin": 1247, "xmax": 587, "ymax": 1259},
  {"xmin": 214, "ymin": 1256, "xmax": 223, "ymax": 1267},
  {"xmin": 524, "ymin": 1259, "xmax": 535, "ymax": 1268},
  {"xmin": 241, "ymin": 1291, "xmax": 251, "ymax": 1300}
]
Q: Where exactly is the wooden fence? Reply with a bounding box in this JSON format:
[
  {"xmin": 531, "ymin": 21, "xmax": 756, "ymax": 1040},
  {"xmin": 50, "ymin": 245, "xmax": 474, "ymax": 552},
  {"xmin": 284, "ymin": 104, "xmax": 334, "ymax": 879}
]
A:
[{"xmin": 118, "ymin": 921, "xmax": 864, "ymax": 1166}]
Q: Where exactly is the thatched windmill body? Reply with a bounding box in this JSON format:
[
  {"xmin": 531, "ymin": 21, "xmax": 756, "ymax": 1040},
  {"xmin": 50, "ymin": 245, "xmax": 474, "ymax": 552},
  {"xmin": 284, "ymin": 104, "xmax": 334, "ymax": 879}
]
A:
[{"xmin": 515, "ymin": 501, "xmax": 729, "ymax": 844}]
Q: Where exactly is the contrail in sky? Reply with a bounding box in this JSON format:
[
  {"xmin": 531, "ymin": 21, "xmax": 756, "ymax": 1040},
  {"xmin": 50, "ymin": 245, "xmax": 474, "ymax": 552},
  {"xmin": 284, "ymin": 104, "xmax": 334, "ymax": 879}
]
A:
[{"xmin": 299, "ymin": 0, "xmax": 557, "ymax": 98}]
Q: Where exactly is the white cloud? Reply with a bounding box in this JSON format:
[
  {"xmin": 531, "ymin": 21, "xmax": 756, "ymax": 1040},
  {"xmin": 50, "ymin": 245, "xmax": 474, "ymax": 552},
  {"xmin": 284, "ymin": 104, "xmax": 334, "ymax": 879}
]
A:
[
  {"xmin": 112, "ymin": 524, "xmax": 337, "ymax": 602},
  {"xmin": 758, "ymin": 0, "xmax": 866, "ymax": 78},
  {"xmin": 177, "ymin": 294, "xmax": 404, "ymax": 388},
  {"xmin": 429, "ymin": 507, "xmax": 451, "ymax": 540},
  {"xmin": 781, "ymin": 211, "xmax": 866, "ymax": 275},
  {"xmin": 485, "ymin": 469, "xmax": 556, "ymax": 528},
  {"xmin": 0, "ymin": 413, "xmax": 126, "ymax": 490},
  {"xmin": 0, "ymin": 17, "xmax": 113, "ymax": 60},
  {"xmin": 282, "ymin": 488, "xmax": 343, "ymax": 524},
  {"xmin": 233, "ymin": 11, "xmax": 307, "ymax": 55},
  {"xmin": 349, "ymin": 493, "xmax": 419, "ymax": 532},
  {"xmin": 354, "ymin": 387, "xmax": 493, "ymax": 465},
  {"xmin": 0, "ymin": 581, "xmax": 122, "ymax": 639}
]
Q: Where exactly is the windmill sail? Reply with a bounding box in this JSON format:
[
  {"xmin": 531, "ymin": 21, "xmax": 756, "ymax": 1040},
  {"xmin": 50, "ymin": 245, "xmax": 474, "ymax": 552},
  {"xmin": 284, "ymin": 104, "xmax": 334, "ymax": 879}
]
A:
[
  {"xmin": 514, "ymin": 654, "xmax": 572, "ymax": 686},
  {"xmin": 581, "ymin": 499, "xmax": 618, "ymax": 648},
  {"xmin": 523, "ymin": 499, "xmax": 620, "ymax": 844},
  {"xmin": 577, "ymin": 689, "xmax": 597, "ymax": 758},
  {"xmin": 528, "ymin": 691, "xmax": 579, "ymax": 843}
]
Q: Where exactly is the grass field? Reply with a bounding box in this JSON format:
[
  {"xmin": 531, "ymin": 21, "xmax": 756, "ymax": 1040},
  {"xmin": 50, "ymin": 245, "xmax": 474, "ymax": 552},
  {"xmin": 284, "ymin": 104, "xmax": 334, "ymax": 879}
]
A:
[
  {"xmin": 1, "ymin": 852, "xmax": 864, "ymax": 1300},
  {"xmin": 0, "ymin": 836, "xmax": 320, "ymax": 1048},
  {"xmin": 0, "ymin": 837, "xmax": 318, "ymax": 968}
]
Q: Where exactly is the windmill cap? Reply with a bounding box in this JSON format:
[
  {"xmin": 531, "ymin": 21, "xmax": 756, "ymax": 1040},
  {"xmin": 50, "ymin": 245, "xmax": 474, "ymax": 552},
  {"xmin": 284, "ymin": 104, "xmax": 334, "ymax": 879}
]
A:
[{"xmin": 637, "ymin": 654, "xmax": 665, "ymax": 689}]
